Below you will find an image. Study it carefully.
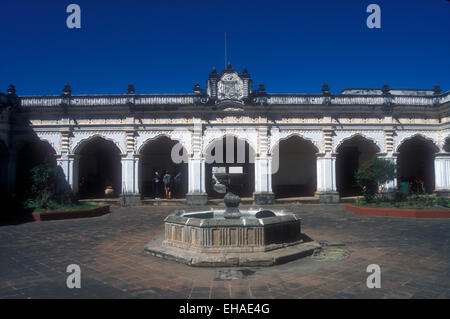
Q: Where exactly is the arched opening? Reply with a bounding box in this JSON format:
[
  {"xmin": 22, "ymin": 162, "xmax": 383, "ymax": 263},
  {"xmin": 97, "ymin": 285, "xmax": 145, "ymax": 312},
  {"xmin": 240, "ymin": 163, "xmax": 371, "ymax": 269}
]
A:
[
  {"xmin": 336, "ymin": 135, "xmax": 380, "ymax": 197},
  {"xmin": 205, "ymin": 135, "xmax": 255, "ymax": 198},
  {"xmin": 15, "ymin": 139, "xmax": 57, "ymax": 199},
  {"xmin": 140, "ymin": 136, "xmax": 188, "ymax": 198},
  {"xmin": 444, "ymin": 137, "xmax": 450, "ymax": 152},
  {"xmin": 0, "ymin": 140, "xmax": 9, "ymax": 195},
  {"xmin": 272, "ymin": 136, "xmax": 317, "ymax": 198},
  {"xmin": 76, "ymin": 137, "xmax": 122, "ymax": 198},
  {"xmin": 397, "ymin": 135, "xmax": 438, "ymax": 194}
]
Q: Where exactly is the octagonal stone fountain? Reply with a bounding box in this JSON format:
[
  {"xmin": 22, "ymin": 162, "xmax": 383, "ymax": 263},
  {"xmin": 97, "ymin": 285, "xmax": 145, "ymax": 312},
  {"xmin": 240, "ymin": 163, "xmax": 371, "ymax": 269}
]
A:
[{"xmin": 144, "ymin": 173, "xmax": 320, "ymax": 266}]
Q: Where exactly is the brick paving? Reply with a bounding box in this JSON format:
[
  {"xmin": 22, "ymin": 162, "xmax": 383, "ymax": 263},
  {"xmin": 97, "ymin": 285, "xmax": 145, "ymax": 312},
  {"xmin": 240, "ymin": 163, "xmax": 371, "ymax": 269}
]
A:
[{"xmin": 0, "ymin": 204, "xmax": 449, "ymax": 299}]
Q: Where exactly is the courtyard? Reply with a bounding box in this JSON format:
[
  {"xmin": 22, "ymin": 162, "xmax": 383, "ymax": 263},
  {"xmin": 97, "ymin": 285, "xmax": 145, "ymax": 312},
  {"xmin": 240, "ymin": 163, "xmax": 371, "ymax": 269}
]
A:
[{"xmin": 0, "ymin": 203, "xmax": 449, "ymax": 299}]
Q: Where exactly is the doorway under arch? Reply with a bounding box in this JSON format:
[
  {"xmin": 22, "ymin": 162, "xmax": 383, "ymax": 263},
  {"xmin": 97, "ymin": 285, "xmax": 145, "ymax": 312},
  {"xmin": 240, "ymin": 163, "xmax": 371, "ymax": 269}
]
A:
[
  {"xmin": 271, "ymin": 135, "xmax": 317, "ymax": 198},
  {"xmin": 336, "ymin": 135, "xmax": 380, "ymax": 197},
  {"xmin": 139, "ymin": 136, "xmax": 188, "ymax": 198},
  {"xmin": 76, "ymin": 137, "xmax": 122, "ymax": 198},
  {"xmin": 205, "ymin": 135, "xmax": 255, "ymax": 198},
  {"xmin": 397, "ymin": 135, "xmax": 439, "ymax": 194}
]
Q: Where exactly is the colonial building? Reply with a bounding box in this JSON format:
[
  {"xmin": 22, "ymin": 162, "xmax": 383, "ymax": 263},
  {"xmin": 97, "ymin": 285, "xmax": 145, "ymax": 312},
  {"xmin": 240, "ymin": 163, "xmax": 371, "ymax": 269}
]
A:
[{"xmin": 1, "ymin": 64, "xmax": 449, "ymax": 204}]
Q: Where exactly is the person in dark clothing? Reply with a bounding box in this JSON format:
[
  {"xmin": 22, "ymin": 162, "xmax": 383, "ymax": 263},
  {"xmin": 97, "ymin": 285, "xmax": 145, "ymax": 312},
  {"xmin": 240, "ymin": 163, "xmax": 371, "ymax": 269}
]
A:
[
  {"xmin": 163, "ymin": 170, "xmax": 172, "ymax": 199},
  {"xmin": 173, "ymin": 171, "xmax": 181, "ymax": 198},
  {"xmin": 152, "ymin": 168, "xmax": 160, "ymax": 199}
]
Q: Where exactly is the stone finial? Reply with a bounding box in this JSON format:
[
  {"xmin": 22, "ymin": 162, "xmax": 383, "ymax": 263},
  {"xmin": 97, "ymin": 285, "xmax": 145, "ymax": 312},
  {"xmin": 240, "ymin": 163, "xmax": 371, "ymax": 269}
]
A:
[
  {"xmin": 433, "ymin": 85, "xmax": 441, "ymax": 95},
  {"xmin": 322, "ymin": 82, "xmax": 330, "ymax": 95},
  {"xmin": 62, "ymin": 83, "xmax": 72, "ymax": 96},
  {"xmin": 7, "ymin": 84, "xmax": 16, "ymax": 96},
  {"xmin": 382, "ymin": 83, "xmax": 390, "ymax": 95},
  {"xmin": 127, "ymin": 84, "xmax": 135, "ymax": 94},
  {"xmin": 193, "ymin": 82, "xmax": 201, "ymax": 94},
  {"xmin": 226, "ymin": 62, "xmax": 232, "ymax": 70},
  {"xmin": 241, "ymin": 67, "xmax": 250, "ymax": 78},
  {"xmin": 257, "ymin": 82, "xmax": 266, "ymax": 93},
  {"xmin": 209, "ymin": 67, "xmax": 217, "ymax": 78}
]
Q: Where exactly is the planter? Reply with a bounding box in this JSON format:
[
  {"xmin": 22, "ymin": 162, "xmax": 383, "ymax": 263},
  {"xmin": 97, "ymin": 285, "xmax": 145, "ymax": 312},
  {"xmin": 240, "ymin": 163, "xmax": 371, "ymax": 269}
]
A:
[
  {"xmin": 346, "ymin": 204, "xmax": 450, "ymax": 218},
  {"xmin": 105, "ymin": 186, "xmax": 115, "ymax": 197},
  {"xmin": 32, "ymin": 205, "xmax": 110, "ymax": 221}
]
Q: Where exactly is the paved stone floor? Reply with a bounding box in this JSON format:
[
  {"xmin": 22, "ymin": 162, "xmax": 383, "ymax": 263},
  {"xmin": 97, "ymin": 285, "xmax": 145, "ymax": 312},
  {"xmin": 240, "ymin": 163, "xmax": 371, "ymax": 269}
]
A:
[{"xmin": 0, "ymin": 204, "xmax": 449, "ymax": 299}]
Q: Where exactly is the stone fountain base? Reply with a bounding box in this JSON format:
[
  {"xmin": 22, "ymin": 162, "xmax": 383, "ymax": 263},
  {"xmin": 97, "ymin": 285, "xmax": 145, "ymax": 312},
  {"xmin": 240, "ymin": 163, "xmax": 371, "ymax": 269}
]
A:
[
  {"xmin": 145, "ymin": 234, "xmax": 320, "ymax": 267},
  {"xmin": 144, "ymin": 208, "xmax": 321, "ymax": 267}
]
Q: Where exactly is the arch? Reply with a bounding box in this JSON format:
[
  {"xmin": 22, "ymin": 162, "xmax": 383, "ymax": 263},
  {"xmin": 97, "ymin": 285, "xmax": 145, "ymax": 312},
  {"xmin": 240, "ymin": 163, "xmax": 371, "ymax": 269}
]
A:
[
  {"xmin": 397, "ymin": 134, "xmax": 439, "ymax": 194},
  {"xmin": 336, "ymin": 134, "xmax": 380, "ymax": 197},
  {"xmin": 334, "ymin": 133, "xmax": 382, "ymax": 154},
  {"xmin": 137, "ymin": 133, "xmax": 189, "ymax": 156},
  {"xmin": 444, "ymin": 135, "xmax": 450, "ymax": 152},
  {"xmin": 270, "ymin": 132, "xmax": 320, "ymax": 155},
  {"xmin": 139, "ymin": 135, "xmax": 188, "ymax": 198},
  {"xmin": 272, "ymin": 135, "xmax": 318, "ymax": 198},
  {"xmin": 76, "ymin": 135, "xmax": 122, "ymax": 198},
  {"xmin": 204, "ymin": 135, "xmax": 255, "ymax": 198},
  {"xmin": 395, "ymin": 133, "xmax": 439, "ymax": 153},
  {"xmin": 72, "ymin": 133, "xmax": 124, "ymax": 155},
  {"xmin": 203, "ymin": 131, "xmax": 257, "ymax": 156}
]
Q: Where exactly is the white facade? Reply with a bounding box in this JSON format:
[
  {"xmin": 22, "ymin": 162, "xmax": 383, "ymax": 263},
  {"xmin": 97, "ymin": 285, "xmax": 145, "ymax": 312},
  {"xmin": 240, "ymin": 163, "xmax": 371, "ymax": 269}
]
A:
[{"xmin": 0, "ymin": 67, "xmax": 449, "ymax": 203}]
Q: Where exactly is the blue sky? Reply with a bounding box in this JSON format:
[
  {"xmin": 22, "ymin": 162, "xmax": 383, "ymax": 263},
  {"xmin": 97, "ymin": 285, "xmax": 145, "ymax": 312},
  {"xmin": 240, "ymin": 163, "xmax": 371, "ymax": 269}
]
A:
[{"xmin": 1, "ymin": 0, "xmax": 449, "ymax": 95}]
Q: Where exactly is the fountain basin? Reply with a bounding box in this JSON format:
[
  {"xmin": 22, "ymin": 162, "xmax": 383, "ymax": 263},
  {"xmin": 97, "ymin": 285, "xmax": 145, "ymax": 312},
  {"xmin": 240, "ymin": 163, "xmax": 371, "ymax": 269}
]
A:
[{"xmin": 144, "ymin": 208, "xmax": 321, "ymax": 266}]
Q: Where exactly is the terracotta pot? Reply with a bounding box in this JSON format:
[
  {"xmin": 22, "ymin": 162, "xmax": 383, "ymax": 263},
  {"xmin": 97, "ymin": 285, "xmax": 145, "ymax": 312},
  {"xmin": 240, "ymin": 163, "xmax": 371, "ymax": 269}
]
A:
[{"xmin": 105, "ymin": 186, "xmax": 114, "ymax": 197}]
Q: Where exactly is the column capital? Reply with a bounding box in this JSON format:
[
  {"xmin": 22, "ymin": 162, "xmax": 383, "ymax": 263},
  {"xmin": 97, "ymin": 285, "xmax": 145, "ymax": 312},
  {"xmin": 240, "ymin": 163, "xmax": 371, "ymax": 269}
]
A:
[
  {"xmin": 68, "ymin": 154, "xmax": 80, "ymax": 160},
  {"xmin": 321, "ymin": 126, "xmax": 335, "ymax": 134},
  {"xmin": 436, "ymin": 152, "xmax": 450, "ymax": 158}
]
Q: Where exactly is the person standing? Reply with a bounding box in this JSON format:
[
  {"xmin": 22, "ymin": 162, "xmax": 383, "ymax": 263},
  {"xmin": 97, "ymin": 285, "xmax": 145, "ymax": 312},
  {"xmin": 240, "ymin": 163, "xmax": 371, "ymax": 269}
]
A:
[
  {"xmin": 174, "ymin": 171, "xmax": 181, "ymax": 198},
  {"xmin": 163, "ymin": 170, "xmax": 172, "ymax": 199},
  {"xmin": 152, "ymin": 168, "xmax": 160, "ymax": 199}
]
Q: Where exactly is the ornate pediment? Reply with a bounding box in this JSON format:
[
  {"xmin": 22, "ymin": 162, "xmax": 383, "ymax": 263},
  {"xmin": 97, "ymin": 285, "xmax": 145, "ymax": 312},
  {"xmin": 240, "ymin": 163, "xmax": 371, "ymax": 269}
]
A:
[
  {"xmin": 217, "ymin": 72, "xmax": 244, "ymax": 101},
  {"xmin": 204, "ymin": 64, "xmax": 252, "ymax": 105}
]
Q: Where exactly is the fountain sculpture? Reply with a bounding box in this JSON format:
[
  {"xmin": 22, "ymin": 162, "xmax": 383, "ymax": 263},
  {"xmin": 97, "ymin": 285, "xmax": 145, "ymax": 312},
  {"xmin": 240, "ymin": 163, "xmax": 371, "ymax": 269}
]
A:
[{"xmin": 144, "ymin": 172, "xmax": 320, "ymax": 266}]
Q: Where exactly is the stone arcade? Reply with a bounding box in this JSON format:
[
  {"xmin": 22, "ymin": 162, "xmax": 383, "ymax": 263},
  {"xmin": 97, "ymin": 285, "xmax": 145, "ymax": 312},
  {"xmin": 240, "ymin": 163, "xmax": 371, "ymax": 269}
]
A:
[{"xmin": 0, "ymin": 65, "xmax": 449, "ymax": 204}]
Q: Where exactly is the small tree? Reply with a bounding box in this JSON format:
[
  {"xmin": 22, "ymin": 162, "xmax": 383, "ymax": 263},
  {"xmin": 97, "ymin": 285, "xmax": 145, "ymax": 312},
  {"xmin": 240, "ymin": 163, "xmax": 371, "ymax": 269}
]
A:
[
  {"xmin": 355, "ymin": 157, "xmax": 396, "ymax": 202},
  {"xmin": 25, "ymin": 156, "xmax": 77, "ymax": 210}
]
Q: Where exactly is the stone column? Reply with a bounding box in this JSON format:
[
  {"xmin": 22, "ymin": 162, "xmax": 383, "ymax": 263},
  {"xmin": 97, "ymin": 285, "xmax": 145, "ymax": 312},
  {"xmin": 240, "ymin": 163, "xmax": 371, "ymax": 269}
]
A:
[
  {"xmin": 253, "ymin": 126, "xmax": 274, "ymax": 204},
  {"xmin": 315, "ymin": 127, "xmax": 339, "ymax": 203},
  {"xmin": 186, "ymin": 157, "xmax": 207, "ymax": 204},
  {"xmin": 381, "ymin": 127, "xmax": 397, "ymax": 194},
  {"xmin": 315, "ymin": 154, "xmax": 339, "ymax": 203},
  {"xmin": 186, "ymin": 120, "xmax": 208, "ymax": 205},
  {"xmin": 434, "ymin": 153, "xmax": 450, "ymax": 197},
  {"xmin": 121, "ymin": 155, "xmax": 134, "ymax": 193},
  {"xmin": 254, "ymin": 156, "xmax": 274, "ymax": 204},
  {"xmin": 70, "ymin": 155, "xmax": 79, "ymax": 193},
  {"xmin": 57, "ymin": 154, "xmax": 79, "ymax": 193},
  {"xmin": 380, "ymin": 156, "xmax": 397, "ymax": 193},
  {"xmin": 119, "ymin": 129, "xmax": 141, "ymax": 205},
  {"xmin": 56, "ymin": 129, "xmax": 80, "ymax": 194},
  {"xmin": 134, "ymin": 154, "xmax": 140, "ymax": 195}
]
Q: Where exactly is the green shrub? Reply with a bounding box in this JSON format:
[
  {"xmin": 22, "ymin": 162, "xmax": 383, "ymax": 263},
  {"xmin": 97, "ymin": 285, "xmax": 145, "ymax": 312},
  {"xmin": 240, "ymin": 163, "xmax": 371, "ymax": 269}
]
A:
[
  {"xmin": 25, "ymin": 157, "xmax": 78, "ymax": 210},
  {"xmin": 355, "ymin": 157, "xmax": 396, "ymax": 202},
  {"xmin": 436, "ymin": 196, "xmax": 450, "ymax": 208}
]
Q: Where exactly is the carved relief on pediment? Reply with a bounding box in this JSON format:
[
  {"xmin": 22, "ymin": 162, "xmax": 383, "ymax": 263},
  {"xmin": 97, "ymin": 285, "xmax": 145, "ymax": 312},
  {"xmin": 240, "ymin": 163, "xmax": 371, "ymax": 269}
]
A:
[{"xmin": 217, "ymin": 73, "xmax": 244, "ymax": 101}]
